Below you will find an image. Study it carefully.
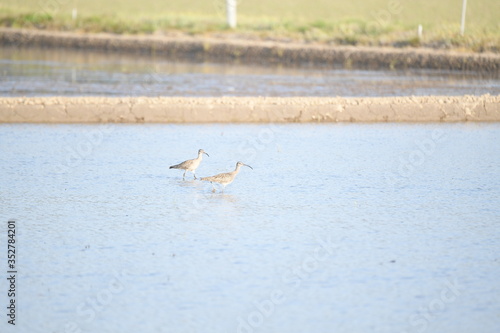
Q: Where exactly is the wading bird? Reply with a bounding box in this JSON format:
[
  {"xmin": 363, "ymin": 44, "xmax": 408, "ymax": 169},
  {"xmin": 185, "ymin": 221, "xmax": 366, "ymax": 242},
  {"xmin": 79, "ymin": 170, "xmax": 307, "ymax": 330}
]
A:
[
  {"xmin": 201, "ymin": 161, "xmax": 253, "ymax": 192},
  {"xmin": 170, "ymin": 149, "xmax": 209, "ymax": 180}
]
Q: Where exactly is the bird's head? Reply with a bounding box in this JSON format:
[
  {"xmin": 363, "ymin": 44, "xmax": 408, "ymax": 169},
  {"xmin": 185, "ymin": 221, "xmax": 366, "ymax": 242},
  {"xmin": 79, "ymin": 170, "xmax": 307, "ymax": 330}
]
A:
[{"xmin": 237, "ymin": 161, "xmax": 253, "ymax": 170}]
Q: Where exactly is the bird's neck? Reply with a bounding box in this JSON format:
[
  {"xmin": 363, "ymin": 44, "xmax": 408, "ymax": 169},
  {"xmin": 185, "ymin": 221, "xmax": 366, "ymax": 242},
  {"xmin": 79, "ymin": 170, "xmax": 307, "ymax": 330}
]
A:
[
  {"xmin": 234, "ymin": 165, "xmax": 241, "ymax": 174},
  {"xmin": 197, "ymin": 153, "xmax": 203, "ymax": 160}
]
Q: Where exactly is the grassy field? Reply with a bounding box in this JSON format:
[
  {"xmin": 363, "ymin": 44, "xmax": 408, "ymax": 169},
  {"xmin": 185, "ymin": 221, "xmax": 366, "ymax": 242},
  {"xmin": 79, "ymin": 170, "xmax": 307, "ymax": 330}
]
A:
[{"xmin": 1, "ymin": 0, "xmax": 499, "ymax": 52}]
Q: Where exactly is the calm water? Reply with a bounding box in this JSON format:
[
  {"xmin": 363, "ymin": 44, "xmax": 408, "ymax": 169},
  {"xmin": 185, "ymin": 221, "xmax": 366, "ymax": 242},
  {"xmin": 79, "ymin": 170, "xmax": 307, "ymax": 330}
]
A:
[
  {"xmin": 1, "ymin": 46, "xmax": 499, "ymax": 97},
  {"xmin": 0, "ymin": 123, "xmax": 499, "ymax": 333}
]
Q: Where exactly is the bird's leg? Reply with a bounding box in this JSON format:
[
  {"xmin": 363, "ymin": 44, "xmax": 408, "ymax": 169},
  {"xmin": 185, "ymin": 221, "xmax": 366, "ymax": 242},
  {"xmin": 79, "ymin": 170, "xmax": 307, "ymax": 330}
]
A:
[
  {"xmin": 182, "ymin": 170, "xmax": 186, "ymax": 180},
  {"xmin": 193, "ymin": 171, "xmax": 197, "ymax": 180},
  {"xmin": 211, "ymin": 183, "xmax": 216, "ymax": 193}
]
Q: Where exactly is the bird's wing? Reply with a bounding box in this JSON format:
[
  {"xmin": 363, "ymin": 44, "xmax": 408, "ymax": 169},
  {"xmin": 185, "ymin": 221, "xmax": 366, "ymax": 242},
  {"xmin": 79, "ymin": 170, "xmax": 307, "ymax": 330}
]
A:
[
  {"xmin": 201, "ymin": 172, "xmax": 230, "ymax": 182},
  {"xmin": 171, "ymin": 158, "xmax": 194, "ymax": 169}
]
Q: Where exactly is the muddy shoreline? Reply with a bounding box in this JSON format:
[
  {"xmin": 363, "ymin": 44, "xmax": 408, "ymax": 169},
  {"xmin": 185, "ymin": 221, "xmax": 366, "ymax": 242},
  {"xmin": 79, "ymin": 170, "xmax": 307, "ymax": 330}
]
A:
[
  {"xmin": 1, "ymin": 96, "xmax": 498, "ymax": 123},
  {"xmin": 1, "ymin": 28, "xmax": 499, "ymax": 72}
]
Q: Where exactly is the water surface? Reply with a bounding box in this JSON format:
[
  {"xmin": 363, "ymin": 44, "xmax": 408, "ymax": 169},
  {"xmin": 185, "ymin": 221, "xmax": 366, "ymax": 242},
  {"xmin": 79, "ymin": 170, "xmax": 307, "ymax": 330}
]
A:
[
  {"xmin": 0, "ymin": 123, "xmax": 499, "ymax": 332},
  {"xmin": 1, "ymin": 46, "xmax": 499, "ymax": 97}
]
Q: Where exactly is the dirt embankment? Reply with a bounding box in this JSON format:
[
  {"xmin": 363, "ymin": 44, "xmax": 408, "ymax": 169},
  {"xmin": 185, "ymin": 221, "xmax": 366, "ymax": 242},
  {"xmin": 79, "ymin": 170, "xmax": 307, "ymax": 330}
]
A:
[
  {"xmin": 1, "ymin": 96, "xmax": 498, "ymax": 123},
  {"xmin": 1, "ymin": 28, "xmax": 499, "ymax": 72}
]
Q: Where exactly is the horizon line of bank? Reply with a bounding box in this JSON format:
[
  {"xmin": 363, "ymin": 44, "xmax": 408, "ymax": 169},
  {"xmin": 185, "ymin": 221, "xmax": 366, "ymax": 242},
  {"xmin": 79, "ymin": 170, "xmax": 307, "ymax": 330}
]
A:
[
  {"xmin": 0, "ymin": 96, "xmax": 498, "ymax": 123},
  {"xmin": 0, "ymin": 28, "xmax": 499, "ymax": 72}
]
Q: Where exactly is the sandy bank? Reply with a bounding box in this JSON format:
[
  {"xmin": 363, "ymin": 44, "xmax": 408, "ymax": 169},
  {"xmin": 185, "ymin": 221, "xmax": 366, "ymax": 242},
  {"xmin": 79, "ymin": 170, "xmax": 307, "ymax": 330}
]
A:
[
  {"xmin": 1, "ymin": 96, "xmax": 498, "ymax": 123},
  {"xmin": 1, "ymin": 28, "xmax": 499, "ymax": 72}
]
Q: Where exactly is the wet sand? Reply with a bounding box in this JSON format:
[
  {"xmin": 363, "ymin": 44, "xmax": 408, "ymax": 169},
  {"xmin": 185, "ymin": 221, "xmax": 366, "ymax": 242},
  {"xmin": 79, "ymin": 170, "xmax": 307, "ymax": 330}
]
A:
[
  {"xmin": 1, "ymin": 28, "xmax": 499, "ymax": 72},
  {"xmin": 1, "ymin": 29, "xmax": 498, "ymax": 123},
  {"xmin": 1, "ymin": 96, "xmax": 498, "ymax": 123}
]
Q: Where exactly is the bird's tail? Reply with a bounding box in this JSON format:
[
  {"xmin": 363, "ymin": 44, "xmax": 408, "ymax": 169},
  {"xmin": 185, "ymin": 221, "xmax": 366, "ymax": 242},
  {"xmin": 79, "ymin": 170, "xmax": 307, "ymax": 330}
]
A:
[{"xmin": 169, "ymin": 164, "xmax": 180, "ymax": 169}]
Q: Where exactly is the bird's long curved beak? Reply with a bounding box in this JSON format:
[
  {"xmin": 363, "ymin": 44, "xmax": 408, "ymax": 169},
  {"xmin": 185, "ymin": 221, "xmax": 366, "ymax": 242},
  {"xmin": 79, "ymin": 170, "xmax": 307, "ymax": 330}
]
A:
[
  {"xmin": 204, "ymin": 152, "xmax": 210, "ymax": 157},
  {"xmin": 244, "ymin": 164, "xmax": 253, "ymax": 170}
]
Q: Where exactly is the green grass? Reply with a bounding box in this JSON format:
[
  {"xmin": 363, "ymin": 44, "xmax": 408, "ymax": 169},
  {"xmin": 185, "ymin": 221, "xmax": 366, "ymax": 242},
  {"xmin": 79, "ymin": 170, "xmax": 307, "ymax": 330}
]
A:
[{"xmin": 1, "ymin": 0, "xmax": 499, "ymax": 52}]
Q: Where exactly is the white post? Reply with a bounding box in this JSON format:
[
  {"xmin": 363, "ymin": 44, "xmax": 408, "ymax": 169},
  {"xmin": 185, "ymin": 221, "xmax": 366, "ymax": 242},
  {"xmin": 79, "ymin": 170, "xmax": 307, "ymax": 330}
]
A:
[
  {"xmin": 460, "ymin": 0, "xmax": 467, "ymax": 36},
  {"xmin": 226, "ymin": 0, "xmax": 237, "ymax": 28},
  {"xmin": 72, "ymin": 1, "xmax": 77, "ymax": 20}
]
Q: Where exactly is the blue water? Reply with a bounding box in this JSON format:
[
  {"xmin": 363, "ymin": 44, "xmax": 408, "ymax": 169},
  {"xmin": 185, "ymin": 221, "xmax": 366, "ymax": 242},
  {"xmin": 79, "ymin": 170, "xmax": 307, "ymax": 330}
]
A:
[
  {"xmin": 1, "ymin": 46, "xmax": 499, "ymax": 97},
  {"xmin": 0, "ymin": 123, "xmax": 499, "ymax": 332}
]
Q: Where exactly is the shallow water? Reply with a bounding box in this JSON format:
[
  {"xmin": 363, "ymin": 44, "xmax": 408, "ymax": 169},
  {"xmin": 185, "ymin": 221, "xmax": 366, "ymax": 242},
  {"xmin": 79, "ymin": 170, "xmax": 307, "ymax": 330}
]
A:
[
  {"xmin": 1, "ymin": 46, "xmax": 499, "ymax": 97},
  {"xmin": 0, "ymin": 123, "xmax": 499, "ymax": 333}
]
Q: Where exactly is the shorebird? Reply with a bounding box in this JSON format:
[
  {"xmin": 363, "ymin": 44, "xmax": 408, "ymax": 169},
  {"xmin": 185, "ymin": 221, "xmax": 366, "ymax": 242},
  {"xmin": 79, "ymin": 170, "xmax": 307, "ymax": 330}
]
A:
[
  {"xmin": 169, "ymin": 149, "xmax": 209, "ymax": 180},
  {"xmin": 200, "ymin": 161, "xmax": 253, "ymax": 192}
]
